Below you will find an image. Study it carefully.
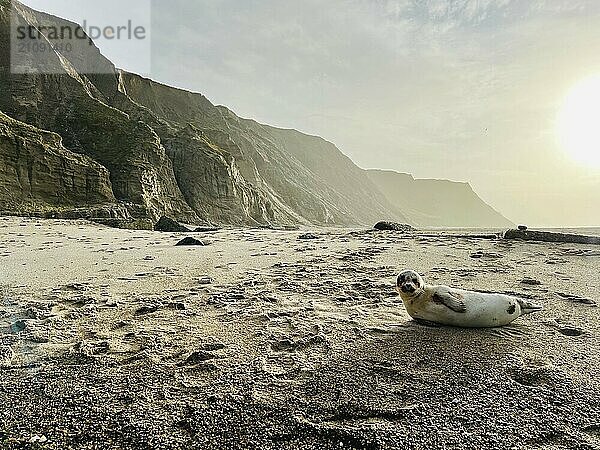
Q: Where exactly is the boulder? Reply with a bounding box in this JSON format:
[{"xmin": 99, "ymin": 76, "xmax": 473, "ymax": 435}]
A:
[
  {"xmin": 0, "ymin": 112, "xmax": 117, "ymax": 216},
  {"xmin": 374, "ymin": 221, "xmax": 415, "ymax": 232},
  {"xmin": 155, "ymin": 216, "xmax": 191, "ymax": 233},
  {"xmin": 175, "ymin": 237, "xmax": 206, "ymax": 246}
]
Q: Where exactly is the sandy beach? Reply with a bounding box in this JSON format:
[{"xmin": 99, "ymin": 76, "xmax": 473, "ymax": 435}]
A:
[{"xmin": 1, "ymin": 217, "xmax": 599, "ymax": 449}]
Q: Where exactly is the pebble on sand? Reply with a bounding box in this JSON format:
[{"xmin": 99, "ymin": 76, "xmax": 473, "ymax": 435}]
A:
[{"xmin": 9, "ymin": 320, "xmax": 26, "ymax": 334}]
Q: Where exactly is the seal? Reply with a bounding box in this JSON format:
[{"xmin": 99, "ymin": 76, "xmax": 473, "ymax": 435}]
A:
[{"xmin": 396, "ymin": 270, "xmax": 543, "ymax": 328}]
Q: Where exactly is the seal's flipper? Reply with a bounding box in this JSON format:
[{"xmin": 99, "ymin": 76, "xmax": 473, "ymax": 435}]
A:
[
  {"xmin": 516, "ymin": 298, "xmax": 543, "ymax": 314},
  {"xmin": 413, "ymin": 318, "xmax": 443, "ymax": 327},
  {"xmin": 432, "ymin": 292, "xmax": 467, "ymax": 313}
]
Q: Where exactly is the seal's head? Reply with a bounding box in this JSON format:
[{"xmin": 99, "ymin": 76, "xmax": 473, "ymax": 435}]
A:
[{"xmin": 396, "ymin": 270, "xmax": 424, "ymax": 297}]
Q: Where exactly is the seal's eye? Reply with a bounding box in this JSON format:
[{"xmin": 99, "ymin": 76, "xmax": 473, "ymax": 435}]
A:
[{"xmin": 397, "ymin": 274, "xmax": 405, "ymax": 285}]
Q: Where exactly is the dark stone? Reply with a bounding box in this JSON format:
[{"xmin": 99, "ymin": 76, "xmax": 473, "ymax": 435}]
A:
[
  {"xmin": 199, "ymin": 342, "xmax": 226, "ymax": 351},
  {"xmin": 374, "ymin": 221, "xmax": 415, "ymax": 232},
  {"xmin": 135, "ymin": 304, "xmax": 160, "ymax": 315},
  {"xmin": 175, "ymin": 237, "xmax": 206, "ymax": 246},
  {"xmin": 518, "ymin": 225, "xmax": 528, "ymax": 231},
  {"xmin": 521, "ymin": 278, "xmax": 542, "ymax": 286},
  {"xmin": 168, "ymin": 302, "xmax": 186, "ymax": 311},
  {"xmin": 155, "ymin": 217, "xmax": 191, "ymax": 233},
  {"xmin": 9, "ymin": 320, "xmax": 26, "ymax": 333},
  {"xmin": 558, "ymin": 327, "xmax": 585, "ymax": 337},
  {"xmin": 271, "ymin": 339, "xmax": 295, "ymax": 351},
  {"xmin": 180, "ymin": 351, "xmax": 218, "ymax": 366},
  {"xmin": 298, "ymin": 233, "xmax": 319, "ymax": 240}
]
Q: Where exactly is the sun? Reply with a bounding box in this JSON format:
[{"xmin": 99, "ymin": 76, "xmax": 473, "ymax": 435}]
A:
[{"xmin": 557, "ymin": 74, "xmax": 600, "ymax": 167}]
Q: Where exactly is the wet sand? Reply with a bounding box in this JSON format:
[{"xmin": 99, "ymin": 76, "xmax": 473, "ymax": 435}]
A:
[{"xmin": 0, "ymin": 217, "xmax": 599, "ymax": 449}]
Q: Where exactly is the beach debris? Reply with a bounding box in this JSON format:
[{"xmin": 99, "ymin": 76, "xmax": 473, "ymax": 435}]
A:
[
  {"xmin": 470, "ymin": 250, "xmax": 503, "ymax": 259},
  {"xmin": 373, "ymin": 221, "xmax": 414, "ymax": 232},
  {"xmin": 175, "ymin": 237, "xmax": 206, "ymax": 246},
  {"xmin": 154, "ymin": 216, "xmax": 192, "ymax": 233},
  {"xmin": 298, "ymin": 233, "xmax": 319, "ymax": 240},
  {"xmin": 521, "ymin": 278, "xmax": 542, "ymax": 286},
  {"xmin": 503, "ymin": 229, "xmax": 600, "ymax": 245},
  {"xmin": 545, "ymin": 318, "xmax": 587, "ymax": 336},
  {"xmin": 558, "ymin": 327, "xmax": 585, "ymax": 337},
  {"xmin": 556, "ymin": 292, "xmax": 597, "ymax": 306}
]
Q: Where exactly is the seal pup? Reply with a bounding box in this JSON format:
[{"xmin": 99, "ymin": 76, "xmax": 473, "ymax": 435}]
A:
[{"xmin": 396, "ymin": 270, "xmax": 543, "ymax": 328}]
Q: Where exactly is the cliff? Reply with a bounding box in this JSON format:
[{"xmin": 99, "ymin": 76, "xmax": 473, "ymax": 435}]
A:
[
  {"xmin": 118, "ymin": 73, "xmax": 408, "ymax": 226},
  {"xmin": 0, "ymin": 0, "xmax": 197, "ymax": 224},
  {"xmin": 0, "ymin": 111, "xmax": 117, "ymax": 216},
  {"xmin": 0, "ymin": 0, "xmax": 512, "ymax": 229},
  {"xmin": 366, "ymin": 169, "xmax": 513, "ymax": 228}
]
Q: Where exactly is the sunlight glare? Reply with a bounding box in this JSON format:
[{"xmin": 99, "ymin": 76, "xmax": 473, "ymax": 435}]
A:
[{"xmin": 557, "ymin": 74, "xmax": 600, "ymax": 166}]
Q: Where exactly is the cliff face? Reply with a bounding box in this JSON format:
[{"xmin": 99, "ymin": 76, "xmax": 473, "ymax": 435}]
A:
[
  {"xmin": 3, "ymin": 0, "xmax": 402, "ymax": 227},
  {"xmin": 117, "ymin": 72, "xmax": 409, "ymax": 226},
  {"xmin": 113, "ymin": 73, "xmax": 284, "ymax": 225},
  {"xmin": 0, "ymin": 0, "xmax": 197, "ymax": 223},
  {"xmin": 0, "ymin": 0, "xmax": 511, "ymax": 228},
  {"xmin": 0, "ymin": 111, "xmax": 116, "ymax": 215},
  {"xmin": 366, "ymin": 169, "xmax": 513, "ymax": 228}
]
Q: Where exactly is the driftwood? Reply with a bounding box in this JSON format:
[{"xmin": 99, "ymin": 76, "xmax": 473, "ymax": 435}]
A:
[{"xmin": 503, "ymin": 229, "xmax": 600, "ymax": 245}]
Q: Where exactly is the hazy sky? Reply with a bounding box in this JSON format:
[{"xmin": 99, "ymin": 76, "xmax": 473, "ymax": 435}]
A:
[{"xmin": 22, "ymin": 0, "xmax": 600, "ymax": 226}]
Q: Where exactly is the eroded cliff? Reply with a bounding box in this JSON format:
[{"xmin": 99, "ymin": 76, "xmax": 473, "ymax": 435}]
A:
[
  {"xmin": 0, "ymin": 111, "xmax": 117, "ymax": 216},
  {"xmin": 0, "ymin": 0, "xmax": 512, "ymax": 228}
]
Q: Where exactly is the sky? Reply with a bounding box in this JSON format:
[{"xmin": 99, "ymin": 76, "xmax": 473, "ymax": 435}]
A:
[{"xmin": 21, "ymin": 0, "xmax": 600, "ymax": 227}]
